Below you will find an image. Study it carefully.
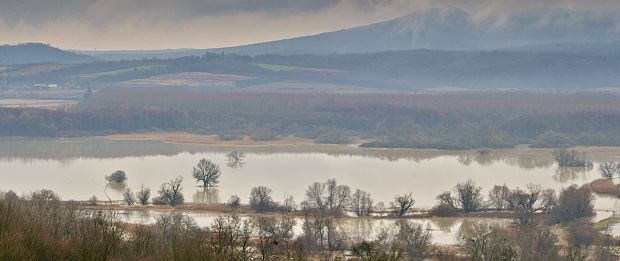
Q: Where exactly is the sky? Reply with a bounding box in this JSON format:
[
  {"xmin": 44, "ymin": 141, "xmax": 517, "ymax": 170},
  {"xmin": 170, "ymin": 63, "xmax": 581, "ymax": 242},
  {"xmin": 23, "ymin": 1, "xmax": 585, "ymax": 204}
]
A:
[{"xmin": 1, "ymin": 0, "xmax": 619, "ymax": 50}]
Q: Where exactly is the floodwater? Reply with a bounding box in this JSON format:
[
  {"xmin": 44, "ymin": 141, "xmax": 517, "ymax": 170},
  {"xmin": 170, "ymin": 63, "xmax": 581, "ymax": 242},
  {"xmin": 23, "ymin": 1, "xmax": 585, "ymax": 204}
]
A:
[
  {"xmin": 118, "ymin": 210, "xmax": 511, "ymax": 245},
  {"xmin": 0, "ymin": 137, "xmax": 618, "ymax": 211}
]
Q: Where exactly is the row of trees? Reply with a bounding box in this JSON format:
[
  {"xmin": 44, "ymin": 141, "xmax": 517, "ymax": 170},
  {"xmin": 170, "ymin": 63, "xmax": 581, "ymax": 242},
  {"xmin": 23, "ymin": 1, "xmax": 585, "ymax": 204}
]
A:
[{"xmin": 4, "ymin": 91, "xmax": 620, "ymax": 149}]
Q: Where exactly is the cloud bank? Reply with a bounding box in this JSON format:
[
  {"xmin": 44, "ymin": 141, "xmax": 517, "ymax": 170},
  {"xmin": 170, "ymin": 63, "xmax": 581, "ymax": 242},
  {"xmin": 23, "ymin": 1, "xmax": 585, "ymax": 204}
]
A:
[{"xmin": 1, "ymin": 0, "xmax": 619, "ymax": 50}]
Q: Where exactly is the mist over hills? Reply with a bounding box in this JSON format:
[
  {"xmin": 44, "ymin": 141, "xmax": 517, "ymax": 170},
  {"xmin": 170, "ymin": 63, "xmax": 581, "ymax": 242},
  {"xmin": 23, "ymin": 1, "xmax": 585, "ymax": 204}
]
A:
[
  {"xmin": 6, "ymin": 7, "xmax": 620, "ymax": 91},
  {"xmin": 0, "ymin": 43, "xmax": 99, "ymax": 65},
  {"xmin": 76, "ymin": 7, "xmax": 620, "ymax": 60}
]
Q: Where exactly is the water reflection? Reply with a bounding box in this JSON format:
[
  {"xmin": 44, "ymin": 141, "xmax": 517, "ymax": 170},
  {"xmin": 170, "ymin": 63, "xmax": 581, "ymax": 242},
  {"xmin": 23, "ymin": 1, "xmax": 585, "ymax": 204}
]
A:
[
  {"xmin": 118, "ymin": 210, "xmax": 511, "ymax": 245},
  {"xmin": 0, "ymin": 138, "xmax": 616, "ymax": 208},
  {"xmin": 106, "ymin": 183, "xmax": 127, "ymax": 193},
  {"xmin": 553, "ymin": 166, "xmax": 592, "ymax": 183},
  {"xmin": 193, "ymin": 187, "xmax": 220, "ymax": 204},
  {"xmin": 226, "ymin": 161, "xmax": 246, "ymax": 169},
  {"xmin": 0, "ymin": 138, "xmax": 564, "ymax": 169}
]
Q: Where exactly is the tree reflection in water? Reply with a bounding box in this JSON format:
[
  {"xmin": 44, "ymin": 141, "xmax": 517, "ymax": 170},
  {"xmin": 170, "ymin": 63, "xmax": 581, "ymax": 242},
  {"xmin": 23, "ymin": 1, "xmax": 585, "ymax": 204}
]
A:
[
  {"xmin": 193, "ymin": 187, "xmax": 220, "ymax": 204},
  {"xmin": 554, "ymin": 166, "xmax": 592, "ymax": 183}
]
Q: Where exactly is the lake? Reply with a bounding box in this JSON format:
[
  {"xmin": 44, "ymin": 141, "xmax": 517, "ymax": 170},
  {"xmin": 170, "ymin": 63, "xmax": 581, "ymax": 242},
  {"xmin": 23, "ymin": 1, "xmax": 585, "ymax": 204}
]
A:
[{"xmin": 0, "ymin": 137, "xmax": 617, "ymax": 211}]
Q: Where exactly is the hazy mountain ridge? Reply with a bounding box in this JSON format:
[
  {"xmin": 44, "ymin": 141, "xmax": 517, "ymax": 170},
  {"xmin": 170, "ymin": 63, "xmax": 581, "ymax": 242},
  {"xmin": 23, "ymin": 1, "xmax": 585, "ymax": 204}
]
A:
[
  {"xmin": 77, "ymin": 7, "xmax": 620, "ymax": 60},
  {"xmin": 209, "ymin": 7, "xmax": 620, "ymax": 55},
  {"xmin": 0, "ymin": 43, "xmax": 100, "ymax": 65}
]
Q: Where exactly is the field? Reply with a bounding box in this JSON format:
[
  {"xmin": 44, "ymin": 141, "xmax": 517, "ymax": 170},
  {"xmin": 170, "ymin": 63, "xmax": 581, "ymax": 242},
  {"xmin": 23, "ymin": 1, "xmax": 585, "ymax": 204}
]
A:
[
  {"xmin": 241, "ymin": 81, "xmax": 391, "ymax": 93},
  {"xmin": 121, "ymin": 72, "xmax": 251, "ymax": 88},
  {"xmin": 0, "ymin": 99, "xmax": 78, "ymax": 108},
  {"xmin": 80, "ymin": 65, "xmax": 167, "ymax": 77},
  {"xmin": 253, "ymin": 63, "xmax": 301, "ymax": 72},
  {"xmin": 104, "ymin": 132, "xmax": 315, "ymax": 146}
]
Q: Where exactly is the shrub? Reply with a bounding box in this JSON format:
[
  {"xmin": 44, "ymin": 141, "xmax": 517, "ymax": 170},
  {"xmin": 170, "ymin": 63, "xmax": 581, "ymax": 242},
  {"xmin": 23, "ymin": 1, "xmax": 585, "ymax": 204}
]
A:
[{"xmin": 105, "ymin": 170, "xmax": 127, "ymax": 183}]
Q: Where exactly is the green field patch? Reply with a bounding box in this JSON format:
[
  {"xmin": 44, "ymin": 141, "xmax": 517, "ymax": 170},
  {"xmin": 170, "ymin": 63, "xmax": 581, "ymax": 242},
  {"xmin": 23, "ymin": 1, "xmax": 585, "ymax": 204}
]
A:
[
  {"xmin": 81, "ymin": 65, "xmax": 167, "ymax": 77},
  {"xmin": 253, "ymin": 63, "xmax": 302, "ymax": 72}
]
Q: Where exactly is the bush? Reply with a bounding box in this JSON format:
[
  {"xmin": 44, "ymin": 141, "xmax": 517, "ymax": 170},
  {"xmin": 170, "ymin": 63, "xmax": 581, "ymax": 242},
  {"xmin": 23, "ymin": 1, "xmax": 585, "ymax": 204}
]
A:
[
  {"xmin": 105, "ymin": 170, "xmax": 127, "ymax": 183},
  {"xmin": 550, "ymin": 185, "xmax": 594, "ymax": 224},
  {"xmin": 430, "ymin": 203, "xmax": 459, "ymax": 217}
]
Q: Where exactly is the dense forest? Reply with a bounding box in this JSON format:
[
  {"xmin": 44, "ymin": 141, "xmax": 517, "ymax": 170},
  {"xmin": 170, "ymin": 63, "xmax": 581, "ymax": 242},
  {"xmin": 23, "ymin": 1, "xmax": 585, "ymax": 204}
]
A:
[{"xmin": 2, "ymin": 91, "xmax": 620, "ymax": 150}]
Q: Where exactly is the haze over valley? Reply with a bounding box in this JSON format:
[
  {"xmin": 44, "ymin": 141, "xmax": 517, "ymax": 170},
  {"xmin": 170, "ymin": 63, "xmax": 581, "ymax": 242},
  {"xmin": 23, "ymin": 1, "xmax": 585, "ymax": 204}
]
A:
[{"xmin": 3, "ymin": 1, "xmax": 620, "ymax": 260}]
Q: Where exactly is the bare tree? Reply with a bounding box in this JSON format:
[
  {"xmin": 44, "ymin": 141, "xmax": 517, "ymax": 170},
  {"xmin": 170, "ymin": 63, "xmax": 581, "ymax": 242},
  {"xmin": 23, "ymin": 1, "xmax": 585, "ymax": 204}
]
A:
[
  {"xmin": 394, "ymin": 220, "xmax": 432, "ymax": 259},
  {"xmin": 136, "ymin": 185, "xmax": 151, "ymax": 205},
  {"xmin": 255, "ymin": 216, "xmax": 297, "ymax": 259},
  {"xmin": 249, "ymin": 186, "xmax": 275, "ymax": 212},
  {"xmin": 391, "ymin": 193, "xmax": 415, "ymax": 217},
  {"xmin": 551, "ymin": 185, "xmax": 594, "ymax": 224},
  {"xmin": 192, "ymin": 158, "xmax": 221, "ymax": 187},
  {"xmin": 226, "ymin": 151, "xmax": 245, "ymax": 162},
  {"xmin": 228, "ymin": 195, "xmax": 241, "ymax": 208},
  {"xmin": 305, "ymin": 182, "xmax": 327, "ymax": 210},
  {"xmin": 326, "ymin": 179, "xmax": 351, "ymax": 213},
  {"xmin": 455, "ymin": 179, "xmax": 483, "ymax": 213},
  {"xmin": 539, "ymin": 188, "xmax": 557, "ymax": 214},
  {"xmin": 507, "ymin": 184, "xmax": 544, "ymax": 227},
  {"xmin": 351, "ymin": 189, "xmax": 374, "ymax": 217},
  {"xmin": 599, "ymin": 161, "xmax": 620, "ymax": 179},
  {"xmin": 553, "ymin": 149, "xmax": 592, "ymax": 167},
  {"xmin": 282, "ymin": 194, "xmax": 297, "ymax": 212},
  {"xmin": 122, "ymin": 188, "xmax": 136, "ymax": 205},
  {"xmin": 156, "ymin": 176, "xmax": 184, "ymax": 206},
  {"xmin": 304, "ymin": 179, "xmax": 351, "ymax": 215},
  {"xmin": 488, "ymin": 184, "xmax": 510, "ymax": 211}
]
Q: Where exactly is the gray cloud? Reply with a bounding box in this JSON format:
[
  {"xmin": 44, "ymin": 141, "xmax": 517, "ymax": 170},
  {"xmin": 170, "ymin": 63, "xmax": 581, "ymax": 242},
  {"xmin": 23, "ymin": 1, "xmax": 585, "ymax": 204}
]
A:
[
  {"xmin": 2, "ymin": 0, "xmax": 619, "ymax": 27},
  {"xmin": 1, "ymin": 0, "xmax": 619, "ymax": 49}
]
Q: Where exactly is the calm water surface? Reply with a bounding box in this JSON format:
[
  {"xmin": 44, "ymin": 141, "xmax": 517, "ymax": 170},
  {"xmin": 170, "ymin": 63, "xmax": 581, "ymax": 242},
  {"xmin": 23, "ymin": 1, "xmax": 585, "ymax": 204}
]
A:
[{"xmin": 0, "ymin": 137, "xmax": 618, "ymax": 210}]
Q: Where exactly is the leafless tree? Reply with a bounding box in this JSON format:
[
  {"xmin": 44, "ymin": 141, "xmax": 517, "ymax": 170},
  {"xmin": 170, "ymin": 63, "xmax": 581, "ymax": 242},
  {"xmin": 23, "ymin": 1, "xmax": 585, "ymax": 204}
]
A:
[
  {"xmin": 391, "ymin": 193, "xmax": 415, "ymax": 217},
  {"xmin": 455, "ymin": 179, "xmax": 483, "ymax": 213},
  {"xmin": 304, "ymin": 179, "xmax": 351, "ymax": 215},
  {"xmin": 351, "ymin": 189, "xmax": 374, "ymax": 217},
  {"xmin": 226, "ymin": 151, "xmax": 245, "ymax": 162},
  {"xmin": 553, "ymin": 149, "xmax": 592, "ymax": 167},
  {"xmin": 155, "ymin": 176, "xmax": 184, "ymax": 206},
  {"xmin": 228, "ymin": 195, "xmax": 241, "ymax": 208},
  {"xmin": 488, "ymin": 184, "xmax": 510, "ymax": 211},
  {"xmin": 256, "ymin": 216, "xmax": 297, "ymax": 259},
  {"xmin": 122, "ymin": 188, "xmax": 136, "ymax": 205},
  {"xmin": 326, "ymin": 179, "xmax": 351, "ymax": 213},
  {"xmin": 136, "ymin": 185, "xmax": 150, "ymax": 205},
  {"xmin": 192, "ymin": 158, "xmax": 221, "ymax": 187},
  {"xmin": 282, "ymin": 194, "xmax": 297, "ymax": 212},
  {"xmin": 551, "ymin": 185, "xmax": 594, "ymax": 224},
  {"xmin": 507, "ymin": 184, "xmax": 545, "ymax": 227},
  {"xmin": 599, "ymin": 161, "xmax": 620, "ymax": 179},
  {"xmin": 305, "ymin": 182, "xmax": 327, "ymax": 210},
  {"xmin": 249, "ymin": 186, "xmax": 275, "ymax": 212},
  {"xmin": 394, "ymin": 220, "xmax": 432, "ymax": 260}
]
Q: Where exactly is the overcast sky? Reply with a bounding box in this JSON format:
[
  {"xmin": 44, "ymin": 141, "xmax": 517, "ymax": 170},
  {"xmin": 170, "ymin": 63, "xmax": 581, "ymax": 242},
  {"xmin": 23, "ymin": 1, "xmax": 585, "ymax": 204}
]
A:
[{"xmin": 1, "ymin": 0, "xmax": 618, "ymax": 50}]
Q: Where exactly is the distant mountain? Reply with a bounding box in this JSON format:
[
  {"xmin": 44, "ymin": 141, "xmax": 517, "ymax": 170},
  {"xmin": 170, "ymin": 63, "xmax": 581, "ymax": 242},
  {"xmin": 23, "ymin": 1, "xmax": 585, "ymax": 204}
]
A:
[
  {"xmin": 0, "ymin": 43, "xmax": 99, "ymax": 65},
  {"xmin": 209, "ymin": 7, "xmax": 620, "ymax": 55},
  {"xmin": 75, "ymin": 49, "xmax": 206, "ymax": 61},
  {"xmin": 506, "ymin": 42, "xmax": 620, "ymax": 55},
  {"xmin": 79, "ymin": 7, "xmax": 620, "ymax": 60}
]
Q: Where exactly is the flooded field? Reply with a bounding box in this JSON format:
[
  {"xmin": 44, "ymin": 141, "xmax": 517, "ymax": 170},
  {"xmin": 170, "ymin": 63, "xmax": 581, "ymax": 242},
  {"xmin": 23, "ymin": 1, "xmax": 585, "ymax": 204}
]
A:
[
  {"xmin": 119, "ymin": 210, "xmax": 511, "ymax": 245},
  {"xmin": 0, "ymin": 137, "xmax": 618, "ymax": 211}
]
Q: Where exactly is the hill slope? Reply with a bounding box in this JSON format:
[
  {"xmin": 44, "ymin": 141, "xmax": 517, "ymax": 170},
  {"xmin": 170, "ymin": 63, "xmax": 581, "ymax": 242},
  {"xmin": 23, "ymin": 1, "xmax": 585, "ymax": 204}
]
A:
[
  {"xmin": 210, "ymin": 7, "xmax": 620, "ymax": 55},
  {"xmin": 1, "ymin": 43, "xmax": 99, "ymax": 65}
]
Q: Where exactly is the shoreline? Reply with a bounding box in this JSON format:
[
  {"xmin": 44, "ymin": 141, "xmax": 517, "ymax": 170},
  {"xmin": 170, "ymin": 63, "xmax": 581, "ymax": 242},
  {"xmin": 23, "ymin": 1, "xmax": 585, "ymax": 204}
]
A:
[{"xmin": 102, "ymin": 132, "xmax": 319, "ymax": 147}]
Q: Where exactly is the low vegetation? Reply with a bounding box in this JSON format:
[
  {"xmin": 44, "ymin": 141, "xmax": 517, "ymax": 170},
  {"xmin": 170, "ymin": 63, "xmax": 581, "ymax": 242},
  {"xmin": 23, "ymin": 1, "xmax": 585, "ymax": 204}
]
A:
[
  {"xmin": 2, "ymin": 92, "xmax": 620, "ymax": 150},
  {"xmin": 105, "ymin": 170, "xmax": 127, "ymax": 183}
]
